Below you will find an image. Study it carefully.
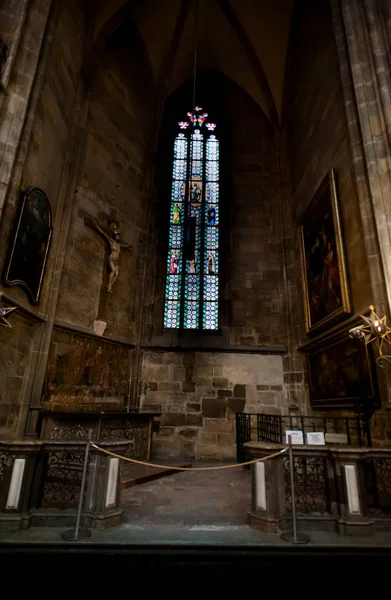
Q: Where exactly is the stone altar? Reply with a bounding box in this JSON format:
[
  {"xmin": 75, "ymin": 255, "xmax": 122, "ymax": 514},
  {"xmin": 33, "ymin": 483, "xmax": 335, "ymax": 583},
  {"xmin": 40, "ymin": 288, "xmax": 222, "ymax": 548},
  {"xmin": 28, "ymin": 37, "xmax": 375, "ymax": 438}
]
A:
[{"xmin": 39, "ymin": 411, "xmax": 160, "ymax": 460}]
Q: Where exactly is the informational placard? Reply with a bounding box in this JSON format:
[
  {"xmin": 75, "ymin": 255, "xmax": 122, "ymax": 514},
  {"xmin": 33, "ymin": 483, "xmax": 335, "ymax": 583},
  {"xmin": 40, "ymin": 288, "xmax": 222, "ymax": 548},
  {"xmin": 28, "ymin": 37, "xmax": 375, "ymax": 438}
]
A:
[
  {"xmin": 306, "ymin": 432, "xmax": 325, "ymax": 445},
  {"xmin": 285, "ymin": 430, "xmax": 304, "ymax": 444},
  {"xmin": 325, "ymin": 433, "xmax": 348, "ymax": 444}
]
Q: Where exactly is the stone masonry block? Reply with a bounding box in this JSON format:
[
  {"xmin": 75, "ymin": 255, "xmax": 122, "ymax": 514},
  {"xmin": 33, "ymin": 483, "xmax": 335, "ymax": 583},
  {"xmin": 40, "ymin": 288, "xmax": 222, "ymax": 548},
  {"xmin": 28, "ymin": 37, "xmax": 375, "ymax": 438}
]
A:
[
  {"xmin": 186, "ymin": 403, "xmax": 201, "ymax": 412},
  {"xmin": 204, "ymin": 419, "xmax": 234, "ymax": 433},
  {"xmin": 145, "ymin": 382, "xmax": 158, "ymax": 391},
  {"xmin": 158, "ymin": 382, "xmax": 181, "ymax": 392},
  {"xmin": 185, "ymin": 414, "xmax": 203, "ymax": 426},
  {"xmin": 202, "ymin": 397, "xmax": 227, "ymax": 418},
  {"xmin": 163, "ymin": 413, "xmax": 186, "ymax": 426},
  {"xmin": 227, "ymin": 397, "xmax": 246, "ymax": 413},
  {"xmin": 234, "ymin": 384, "xmax": 246, "ymax": 398},
  {"xmin": 179, "ymin": 429, "xmax": 197, "ymax": 438},
  {"xmin": 213, "ymin": 377, "xmax": 229, "ymax": 388},
  {"xmin": 217, "ymin": 389, "xmax": 232, "ymax": 398},
  {"xmin": 182, "ymin": 382, "xmax": 195, "ymax": 392},
  {"xmin": 172, "ymin": 366, "xmax": 186, "ymax": 381}
]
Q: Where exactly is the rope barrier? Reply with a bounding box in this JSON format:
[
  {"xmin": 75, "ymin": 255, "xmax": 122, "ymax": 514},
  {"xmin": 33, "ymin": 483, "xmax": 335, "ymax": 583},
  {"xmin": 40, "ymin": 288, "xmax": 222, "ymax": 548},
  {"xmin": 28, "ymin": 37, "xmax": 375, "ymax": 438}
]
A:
[{"xmin": 91, "ymin": 443, "xmax": 287, "ymax": 471}]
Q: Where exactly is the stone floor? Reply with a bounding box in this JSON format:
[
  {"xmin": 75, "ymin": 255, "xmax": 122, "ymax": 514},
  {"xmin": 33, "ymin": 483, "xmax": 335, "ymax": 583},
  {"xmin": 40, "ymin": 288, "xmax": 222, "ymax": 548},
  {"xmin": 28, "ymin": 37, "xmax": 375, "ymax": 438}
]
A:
[{"xmin": 121, "ymin": 460, "xmax": 251, "ymax": 527}]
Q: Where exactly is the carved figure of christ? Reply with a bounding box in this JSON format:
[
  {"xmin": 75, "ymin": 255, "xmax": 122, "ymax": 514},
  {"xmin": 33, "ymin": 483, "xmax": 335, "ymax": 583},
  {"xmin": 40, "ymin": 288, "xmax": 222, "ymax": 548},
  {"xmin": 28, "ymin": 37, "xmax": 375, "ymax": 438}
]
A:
[{"xmin": 85, "ymin": 216, "xmax": 132, "ymax": 293}]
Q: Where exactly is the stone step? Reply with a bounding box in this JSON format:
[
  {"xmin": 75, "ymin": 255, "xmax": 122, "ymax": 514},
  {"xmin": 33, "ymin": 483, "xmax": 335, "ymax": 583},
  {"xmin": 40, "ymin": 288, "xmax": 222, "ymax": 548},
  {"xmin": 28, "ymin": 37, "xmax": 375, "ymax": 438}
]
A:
[{"xmin": 121, "ymin": 460, "xmax": 192, "ymax": 489}]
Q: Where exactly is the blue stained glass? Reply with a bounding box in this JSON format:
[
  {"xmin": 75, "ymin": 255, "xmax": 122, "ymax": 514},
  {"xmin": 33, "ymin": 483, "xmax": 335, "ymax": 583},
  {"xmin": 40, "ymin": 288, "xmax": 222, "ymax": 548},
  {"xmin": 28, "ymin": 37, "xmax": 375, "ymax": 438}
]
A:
[
  {"xmin": 206, "ymin": 183, "xmax": 219, "ymax": 203},
  {"xmin": 204, "ymin": 251, "xmax": 218, "ymax": 275},
  {"xmin": 203, "ymin": 276, "xmax": 218, "ymax": 301},
  {"xmin": 205, "ymin": 204, "xmax": 219, "ymax": 226},
  {"xmin": 164, "ymin": 301, "xmax": 181, "ymax": 328},
  {"xmin": 191, "ymin": 161, "xmax": 203, "ymax": 179},
  {"xmin": 206, "ymin": 137, "xmax": 219, "ymax": 161},
  {"xmin": 164, "ymin": 108, "xmax": 219, "ymax": 331},
  {"xmin": 169, "ymin": 224, "xmax": 183, "ymax": 247},
  {"xmin": 184, "ymin": 301, "xmax": 199, "ymax": 329},
  {"xmin": 206, "ymin": 161, "xmax": 218, "ymax": 181},
  {"xmin": 165, "ymin": 275, "xmax": 181, "ymax": 300},
  {"xmin": 184, "ymin": 275, "xmax": 200, "ymax": 300},
  {"xmin": 175, "ymin": 134, "xmax": 187, "ymax": 159},
  {"xmin": 203, "ymin": 302, "xmax": 218, "ymax": 330},
  {"xmin": 173, "ymin": 160, "xmax": 187, "ymax": 179},
  {"xmin": 205, "ymin": 227, "xmax": 218, "ymax": 249},
  {"xmin": 171, "ymin": 181, "xmax": 185, "ymax": 203},
  {"xmin": 191, "ymin": 131, "xmax": 203, "ymax": 160}
]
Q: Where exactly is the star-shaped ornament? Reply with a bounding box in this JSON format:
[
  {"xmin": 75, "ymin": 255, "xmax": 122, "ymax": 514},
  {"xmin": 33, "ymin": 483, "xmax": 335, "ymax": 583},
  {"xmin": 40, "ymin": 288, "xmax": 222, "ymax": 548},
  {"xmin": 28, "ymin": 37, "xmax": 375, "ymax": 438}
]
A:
[
  {"xmin": 0, "ymin": 294, "xmax": 17, "ymax": 328},
  {"xmin": 349, "ymin": 305, "xmax": 391, "ymax": 355}
]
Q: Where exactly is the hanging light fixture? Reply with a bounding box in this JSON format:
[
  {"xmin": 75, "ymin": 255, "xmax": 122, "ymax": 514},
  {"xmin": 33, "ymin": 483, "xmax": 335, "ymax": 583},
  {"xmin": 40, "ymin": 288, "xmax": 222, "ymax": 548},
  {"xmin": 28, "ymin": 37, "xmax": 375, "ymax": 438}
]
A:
[{"xmin": 349, "ymin": 305, "xmax": 391, "ymax": 368}]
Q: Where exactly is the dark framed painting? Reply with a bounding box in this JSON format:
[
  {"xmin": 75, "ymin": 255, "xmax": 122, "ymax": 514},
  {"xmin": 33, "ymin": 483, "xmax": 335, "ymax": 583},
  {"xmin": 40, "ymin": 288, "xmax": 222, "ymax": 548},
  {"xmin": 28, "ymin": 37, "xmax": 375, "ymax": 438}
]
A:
[
  {"xmin": 306, "ymin": 330, "xmax": 378, "ymax": 409},
  {"xmin": 3, "ymin": 187, "xmax": 53, "ymax": 305},
  {"xmin": 299, "ymin": 169, "xmax": 351, "ymax": 335}
]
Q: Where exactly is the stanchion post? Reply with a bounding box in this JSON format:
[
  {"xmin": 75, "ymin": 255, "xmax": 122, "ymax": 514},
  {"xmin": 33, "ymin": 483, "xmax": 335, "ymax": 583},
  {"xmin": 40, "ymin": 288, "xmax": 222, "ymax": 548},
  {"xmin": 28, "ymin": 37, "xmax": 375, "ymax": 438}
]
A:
[
  {"xmin": 62, "ymin": 430, "xmax": 93, "ymax": 541},
  {"xmin": 280, "ymin": 434, "xmax": 310, "ymax": 545}
]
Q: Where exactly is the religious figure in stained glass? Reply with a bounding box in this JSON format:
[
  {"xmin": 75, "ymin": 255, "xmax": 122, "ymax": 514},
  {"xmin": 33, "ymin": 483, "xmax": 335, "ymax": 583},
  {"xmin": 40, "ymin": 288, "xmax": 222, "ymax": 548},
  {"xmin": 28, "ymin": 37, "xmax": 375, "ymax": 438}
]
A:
[
  {"xmin": 188, "ymin": 258, "xmax": 197, "ymax": 274},
  {"xmin": 169, "ymin": 250, "xmax": 179, "ymax": 274},
  {"xmin": 164, "ymin": 106, "xmax": 219, "ymax": 330},
  {"xmin": 207, "ymin": 253, "xmax": 215, "ymax": 275},
  {"xmin": 207, "ymin": 207, "xmax": 216, "ymax": 226},
  {"xmin": 173, "ymin": 203, "xmax": 181, "ymax": 224}
]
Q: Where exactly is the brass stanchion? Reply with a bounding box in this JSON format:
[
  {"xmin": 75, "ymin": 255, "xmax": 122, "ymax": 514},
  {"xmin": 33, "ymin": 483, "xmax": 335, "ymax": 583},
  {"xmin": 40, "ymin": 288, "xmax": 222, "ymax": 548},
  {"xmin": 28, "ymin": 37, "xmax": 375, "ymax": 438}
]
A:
[
  {"xmin": 62, "ymin": 431, "xmax": 92, "ymax": 541},
  {"xmin": 280, "ymin": 434, "xmax": 310, "ymax": 545}
]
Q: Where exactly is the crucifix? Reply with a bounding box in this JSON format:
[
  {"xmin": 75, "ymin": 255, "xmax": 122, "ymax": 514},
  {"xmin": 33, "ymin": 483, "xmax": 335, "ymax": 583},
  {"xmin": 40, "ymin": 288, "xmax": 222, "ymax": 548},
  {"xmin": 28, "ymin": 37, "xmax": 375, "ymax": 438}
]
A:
[
  {"xmin": 85, "ymin": 216, "xmax": 132, "ymax": 293},
  {"xmin": 84, "ymin": 216, "xmax": 132, "ymax": 335}
]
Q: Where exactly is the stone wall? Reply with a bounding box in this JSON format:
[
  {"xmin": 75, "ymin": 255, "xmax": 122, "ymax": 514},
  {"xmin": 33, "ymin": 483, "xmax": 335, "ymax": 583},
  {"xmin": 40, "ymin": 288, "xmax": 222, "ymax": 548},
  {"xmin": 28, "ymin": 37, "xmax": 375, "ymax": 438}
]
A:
[
  {"xmin": 284, "ymin": 0, "xmax": 371, "ymax": 328},
  {"xmin": 56, "ymin": 22, "xmax": 155, "ymax": 340},
  {"xmin": 141, "ymin": 350, "xmax": 284, "ymax": 459},
  {"xmin": 0, "ymin": 0, "xmax": 87, "ymax": 438},
  {"xmin": 281, "ymin": 0, "xmax": 373, "ymax": 415}
]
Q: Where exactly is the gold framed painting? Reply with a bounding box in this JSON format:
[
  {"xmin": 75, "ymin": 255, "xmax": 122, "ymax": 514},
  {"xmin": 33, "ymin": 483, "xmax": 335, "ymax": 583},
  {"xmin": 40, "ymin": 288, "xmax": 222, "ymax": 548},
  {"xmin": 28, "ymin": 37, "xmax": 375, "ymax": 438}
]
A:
[
  {"xmin": 299, "ymin": 169, "xmax": 351, "ymax": 335},
  {"xmin": 2, "ymin": 187, "xmax": 52, "ymax": 305}
]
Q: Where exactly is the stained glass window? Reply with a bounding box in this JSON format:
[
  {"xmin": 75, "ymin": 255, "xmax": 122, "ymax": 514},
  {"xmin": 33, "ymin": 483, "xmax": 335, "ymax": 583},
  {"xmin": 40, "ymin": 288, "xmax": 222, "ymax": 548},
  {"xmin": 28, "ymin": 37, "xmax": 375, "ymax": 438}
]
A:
[{"xmin": 164, "ymin": 107, "xmax": 219, "ymax": 330}]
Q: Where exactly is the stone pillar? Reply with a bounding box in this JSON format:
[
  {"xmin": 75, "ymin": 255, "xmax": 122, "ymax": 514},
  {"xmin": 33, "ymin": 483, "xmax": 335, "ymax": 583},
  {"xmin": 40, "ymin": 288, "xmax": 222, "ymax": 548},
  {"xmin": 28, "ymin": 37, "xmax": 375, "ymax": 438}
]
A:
[
  {"xmin": 0, "ymin": 441, "xmax": 42, "ymax": 530},
  {"xmin": 332, "ymin": 0, "xmax": 391, "ymax": 315},
  {"xmin": 248, "ymin": 443, "xmax": 286, "ymax": 532},
  {"xmin": 332, "ymin": 447, "xmax": 374, "ymax": 536}
]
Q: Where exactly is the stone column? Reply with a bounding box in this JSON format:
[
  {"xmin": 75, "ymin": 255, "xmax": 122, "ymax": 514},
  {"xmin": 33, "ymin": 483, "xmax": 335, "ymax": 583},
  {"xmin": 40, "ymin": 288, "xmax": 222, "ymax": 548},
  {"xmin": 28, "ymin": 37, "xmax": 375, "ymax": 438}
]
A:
[{"xmin": 332, "ymin": 0, "xmax": 391, "ymax": 315}]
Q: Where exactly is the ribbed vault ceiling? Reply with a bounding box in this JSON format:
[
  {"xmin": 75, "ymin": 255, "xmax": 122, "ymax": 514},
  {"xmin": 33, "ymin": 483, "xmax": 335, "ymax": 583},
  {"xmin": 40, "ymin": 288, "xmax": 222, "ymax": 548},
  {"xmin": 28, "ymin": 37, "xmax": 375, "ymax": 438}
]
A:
[{"xmin": 93, "ymin": 0, "xmax": 293, "ymax": 123}]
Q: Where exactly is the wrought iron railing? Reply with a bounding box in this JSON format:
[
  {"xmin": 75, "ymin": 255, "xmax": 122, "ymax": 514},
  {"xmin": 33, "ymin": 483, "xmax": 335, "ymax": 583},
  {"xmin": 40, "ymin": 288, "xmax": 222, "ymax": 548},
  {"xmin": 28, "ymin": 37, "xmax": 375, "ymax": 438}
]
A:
[
  {"xmin": 284, "ymin": 455, "xmax": 330, "ymax": 514},
  {"xmin": 41, "ymin": 448, "xmax": 86, "ymax": 509},
  {"xmin": 236, "ymin": 412, "xmax": 372, "ymax": 462},
  {"xmin": 364, "ymin": 457, "xmax": 391, "ymax": 513}
]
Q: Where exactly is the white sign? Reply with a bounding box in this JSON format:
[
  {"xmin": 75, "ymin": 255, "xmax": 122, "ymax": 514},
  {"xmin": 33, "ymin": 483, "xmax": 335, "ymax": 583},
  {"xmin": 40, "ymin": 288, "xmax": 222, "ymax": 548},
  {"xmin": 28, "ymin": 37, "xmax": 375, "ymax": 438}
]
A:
[
  {"xmin": 285, "ymin": 430, "xmax": 304, "ymax": 445},
  {"xmin": 306, "ymin": 432, "xmax": 325, "ymax": 445}
]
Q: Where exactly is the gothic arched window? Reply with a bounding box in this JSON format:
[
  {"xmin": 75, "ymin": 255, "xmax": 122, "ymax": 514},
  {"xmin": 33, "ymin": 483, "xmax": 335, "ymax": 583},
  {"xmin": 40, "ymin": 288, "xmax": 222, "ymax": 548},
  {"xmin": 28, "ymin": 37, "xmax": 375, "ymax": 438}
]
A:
[{"xmin": 164, "ymin": 107, "xmax": 219, "ymax": 330}]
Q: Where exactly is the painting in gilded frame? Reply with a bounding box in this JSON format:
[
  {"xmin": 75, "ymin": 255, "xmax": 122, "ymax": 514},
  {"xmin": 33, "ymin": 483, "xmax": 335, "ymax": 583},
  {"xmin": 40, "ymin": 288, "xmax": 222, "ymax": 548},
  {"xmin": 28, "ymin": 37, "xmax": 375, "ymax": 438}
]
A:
[
  {"xmin": 306, "ymin": 328, "xmax": 378, "ymax": 409},
  {"xmin": 3, "ymin": 187, "xmax": 52, "ymax": 305},
  {"xmin": 299, "ymin": 170, "xmax": 351, "ymax": 335}
]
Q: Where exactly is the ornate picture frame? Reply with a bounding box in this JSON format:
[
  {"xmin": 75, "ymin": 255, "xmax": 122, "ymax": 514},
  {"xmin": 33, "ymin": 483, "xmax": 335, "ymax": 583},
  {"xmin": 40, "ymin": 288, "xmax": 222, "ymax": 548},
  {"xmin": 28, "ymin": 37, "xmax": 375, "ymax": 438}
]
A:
[
  {"xmin": 305, "ymin": 326, "xmax": 378, "ymax": 410},
  {"xmin": 3, "ymin": 187, "xmax": 53, "ymax": 305},
  {"xmin": 298, "ymin": 169, "xmax": 351, "ymax": 335}
]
